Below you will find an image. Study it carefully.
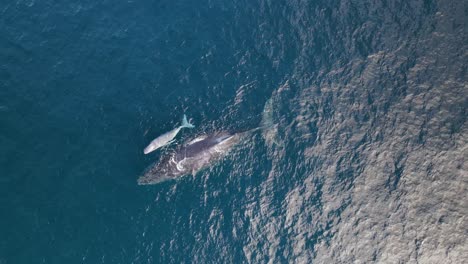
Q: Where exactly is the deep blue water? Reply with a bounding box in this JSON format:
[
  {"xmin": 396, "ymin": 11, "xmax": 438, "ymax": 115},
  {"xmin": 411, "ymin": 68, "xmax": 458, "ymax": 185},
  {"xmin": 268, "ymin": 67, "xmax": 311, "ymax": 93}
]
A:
[{"xmin": 1, "ymin": 0, "xmax": 466, "ymax": 263}]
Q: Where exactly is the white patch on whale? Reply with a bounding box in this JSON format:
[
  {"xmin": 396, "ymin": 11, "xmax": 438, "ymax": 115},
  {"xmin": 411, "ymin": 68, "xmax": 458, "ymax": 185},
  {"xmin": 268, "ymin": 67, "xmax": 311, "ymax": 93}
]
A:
[{"xmin": 187, "ymin": 135, "xmax": 208, "ymax": 145}]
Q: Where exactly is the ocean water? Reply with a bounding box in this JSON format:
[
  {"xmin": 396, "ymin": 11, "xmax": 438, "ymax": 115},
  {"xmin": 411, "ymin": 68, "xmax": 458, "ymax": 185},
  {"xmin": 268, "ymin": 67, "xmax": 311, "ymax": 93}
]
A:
[{"xmin": 1, "ymin": 0, "xmax": 466, "ymax": 263}]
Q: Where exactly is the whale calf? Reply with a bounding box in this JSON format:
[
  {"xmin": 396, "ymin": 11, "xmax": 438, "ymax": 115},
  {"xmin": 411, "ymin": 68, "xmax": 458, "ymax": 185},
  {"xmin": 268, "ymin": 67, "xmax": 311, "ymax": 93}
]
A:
[
  {"xmin": 138, "ymin": 130, "xmax": 251, "ymax": 185},
  {"xmin": 143, "ymin": 114, "xmax": 194, "ymax": 154}
]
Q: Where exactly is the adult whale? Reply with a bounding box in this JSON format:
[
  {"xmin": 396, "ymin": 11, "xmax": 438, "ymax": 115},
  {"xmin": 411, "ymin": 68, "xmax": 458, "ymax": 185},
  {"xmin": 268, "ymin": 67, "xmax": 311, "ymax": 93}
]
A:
[{"xmin": 138, "ymin": 129, "xmax": 254, "ymax": 185}]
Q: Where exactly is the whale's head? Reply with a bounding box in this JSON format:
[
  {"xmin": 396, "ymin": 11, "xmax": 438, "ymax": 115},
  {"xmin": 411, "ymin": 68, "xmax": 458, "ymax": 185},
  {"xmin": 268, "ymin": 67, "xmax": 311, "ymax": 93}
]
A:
[
  {"xmin": 137, "ymin": 155, "xmax": 185, "ymax": 185},
  {"xmin": 137, "ymin": 172, "xmax": 170, "ymax": 185}
]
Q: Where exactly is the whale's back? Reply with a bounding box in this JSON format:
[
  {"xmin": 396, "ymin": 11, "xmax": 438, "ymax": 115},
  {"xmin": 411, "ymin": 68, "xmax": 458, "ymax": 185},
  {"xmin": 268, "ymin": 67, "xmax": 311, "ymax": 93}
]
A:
[{"xmin": 175, "ymin": 132, "xmax": 232, "ymax": 160}]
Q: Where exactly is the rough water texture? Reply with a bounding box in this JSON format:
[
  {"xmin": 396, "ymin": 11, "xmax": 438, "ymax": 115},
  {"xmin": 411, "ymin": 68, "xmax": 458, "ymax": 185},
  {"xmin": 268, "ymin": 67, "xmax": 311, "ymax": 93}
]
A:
[{"xmin": 0, "ymin": 0, "xmax": 466, "ymax": 263}]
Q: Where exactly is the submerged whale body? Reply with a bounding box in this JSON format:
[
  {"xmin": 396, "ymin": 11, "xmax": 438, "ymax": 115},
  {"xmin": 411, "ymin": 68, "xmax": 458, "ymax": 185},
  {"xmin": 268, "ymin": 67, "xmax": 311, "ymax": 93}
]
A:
[{"xmin": 138, "ymin": 130, "xmax": 247, "ymax": 185}]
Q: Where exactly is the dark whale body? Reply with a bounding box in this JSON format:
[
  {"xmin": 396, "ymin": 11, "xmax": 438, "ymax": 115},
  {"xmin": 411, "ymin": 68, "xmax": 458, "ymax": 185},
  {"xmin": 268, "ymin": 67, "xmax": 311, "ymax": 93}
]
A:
[{"xmin": 138, "ymin": 131, "xmax": 246, "ymax": 185}]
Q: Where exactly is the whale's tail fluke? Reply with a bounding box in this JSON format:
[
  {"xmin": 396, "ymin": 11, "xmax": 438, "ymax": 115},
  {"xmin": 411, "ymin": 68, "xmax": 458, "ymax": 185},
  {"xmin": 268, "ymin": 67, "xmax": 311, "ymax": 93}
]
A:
[{"xmin": 181, "ymin": 114, "xmax": 195, "ymax": 129}]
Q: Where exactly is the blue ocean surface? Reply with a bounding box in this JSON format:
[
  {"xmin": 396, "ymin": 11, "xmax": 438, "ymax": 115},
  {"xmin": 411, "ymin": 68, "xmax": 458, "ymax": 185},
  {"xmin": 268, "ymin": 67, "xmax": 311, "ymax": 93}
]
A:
[{"xmin": 1, "ymin": 0, "xmax": 466, "ymax": 263}]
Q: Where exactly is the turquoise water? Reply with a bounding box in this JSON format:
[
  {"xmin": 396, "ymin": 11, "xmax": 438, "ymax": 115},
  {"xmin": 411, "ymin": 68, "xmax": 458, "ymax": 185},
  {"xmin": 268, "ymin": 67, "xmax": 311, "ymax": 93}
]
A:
[{"xmin": 1, "ymin": 0, "xmax": 466, "ymax": 263}]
